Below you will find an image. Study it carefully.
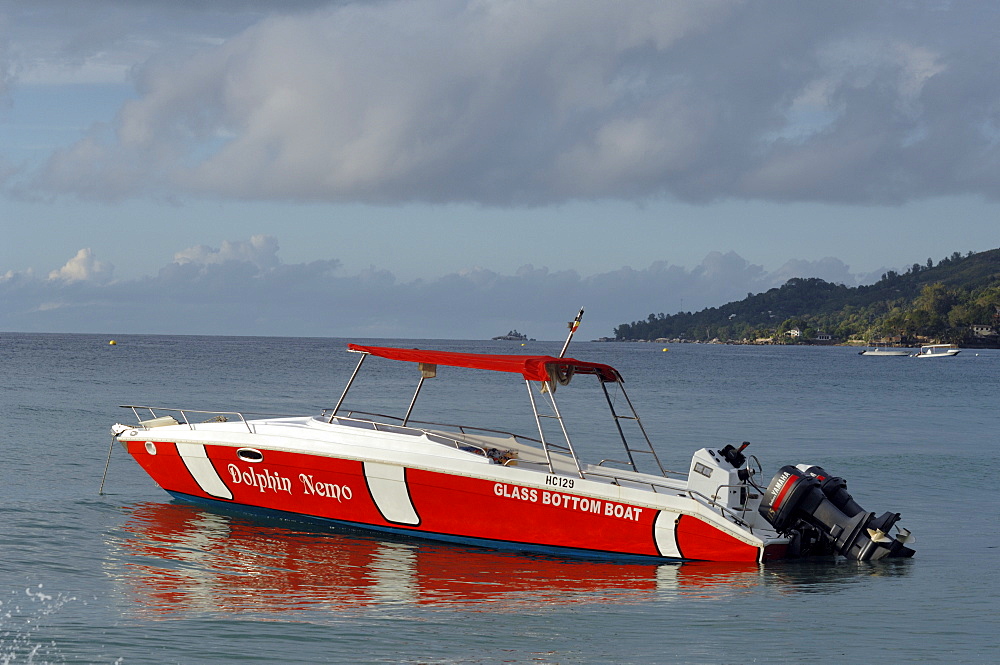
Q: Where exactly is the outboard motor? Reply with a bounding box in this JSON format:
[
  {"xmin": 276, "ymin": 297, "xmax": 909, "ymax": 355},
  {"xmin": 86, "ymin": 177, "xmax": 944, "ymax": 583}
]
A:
[{"xmin": 758, "ymin": 465, "xmax": 915, "ymax": 560}]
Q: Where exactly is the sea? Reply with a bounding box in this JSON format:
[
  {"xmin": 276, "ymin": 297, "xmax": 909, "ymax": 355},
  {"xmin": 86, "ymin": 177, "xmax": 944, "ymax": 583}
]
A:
[{"xmin": 1, "ymin": 333, "xmax": 997, "ymax": 664}]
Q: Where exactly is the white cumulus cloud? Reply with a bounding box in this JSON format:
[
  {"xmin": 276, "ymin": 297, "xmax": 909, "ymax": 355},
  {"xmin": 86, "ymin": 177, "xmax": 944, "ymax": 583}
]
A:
[
  {"xmin": 173, "ymin": 234, "xmax": 281, "ymax": 270},
  {"xmin": 47, "ymin": 248, "xmax": 114, "ymax": 284}
]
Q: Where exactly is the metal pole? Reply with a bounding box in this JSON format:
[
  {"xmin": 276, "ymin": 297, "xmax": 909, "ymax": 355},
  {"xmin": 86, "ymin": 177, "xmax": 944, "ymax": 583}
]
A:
[
  {"xmin": 403, "ymin": 376, "xmax": 426, "ymax": 426},
  {"xmin": 330, "ymin": 353, "xmax": 366, "ymax": 421},
  {"xmin": 99, "ymin": 436, "xmax": 116, "ymax": 495},
  {"xmin": 525, "ymin": 380, "xmax": 554, "ymax": 474},
  {"xmin": 543, "ymin": 388, "xmax": 585, "ymax": 479},
  {"xmin": 558, "ymin": 308, "xmax": 585, "ymax": 358}
]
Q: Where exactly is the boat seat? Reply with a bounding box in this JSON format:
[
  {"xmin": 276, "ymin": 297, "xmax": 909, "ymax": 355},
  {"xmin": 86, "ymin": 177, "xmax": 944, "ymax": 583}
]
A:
[{"xmin": 140, "ymin": 415, "xmax": 179, "ymax": 428}]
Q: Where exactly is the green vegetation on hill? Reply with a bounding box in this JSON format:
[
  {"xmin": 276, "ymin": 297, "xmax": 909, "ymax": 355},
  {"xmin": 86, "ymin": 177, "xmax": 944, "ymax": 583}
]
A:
[{"xmin": 614, "ymin": 249, "xmax": 1000, "ymax": 345}]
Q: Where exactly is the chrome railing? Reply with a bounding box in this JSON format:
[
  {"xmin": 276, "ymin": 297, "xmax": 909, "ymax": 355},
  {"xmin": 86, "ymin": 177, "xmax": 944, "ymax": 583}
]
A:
[
  {"xmin": 120, "ymin": 405, "xmax": 266, "ymax": 434},
  {"xmin": 325, "ymin": 409, "xmax": 545, "ymax": 446},
  {"xmin": 320, "ymin": 411, "xmax": 523, "ymax": 464},
  {"xmin": 683, "ymin": 487, "xmax": 758, "ymax": 530}
]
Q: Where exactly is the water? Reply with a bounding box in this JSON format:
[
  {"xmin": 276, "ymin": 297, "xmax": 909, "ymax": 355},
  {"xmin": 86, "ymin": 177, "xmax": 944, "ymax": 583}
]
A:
[{"xmin": 1, "ymin": 333, "xmax": 997, "ymax": 663}]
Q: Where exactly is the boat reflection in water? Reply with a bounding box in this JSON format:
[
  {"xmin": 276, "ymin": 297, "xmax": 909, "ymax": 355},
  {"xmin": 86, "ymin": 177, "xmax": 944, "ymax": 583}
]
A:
[{"xmin": 110, "ymin": 502, "xmax": 910, "ymax": 618}]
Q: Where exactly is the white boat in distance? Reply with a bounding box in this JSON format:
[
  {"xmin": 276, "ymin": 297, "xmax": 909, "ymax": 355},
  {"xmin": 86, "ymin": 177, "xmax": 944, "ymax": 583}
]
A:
[
  {"xmin": 109, "ymin": 329, "xmax": 914, "ymax": 563},
  {"xmin": 859, "ymin": 345, "xmax": 911, "ymax": 356},
  {"xmin": 912, "ymin": 343, "xmax": 961, "ymax": 358}
]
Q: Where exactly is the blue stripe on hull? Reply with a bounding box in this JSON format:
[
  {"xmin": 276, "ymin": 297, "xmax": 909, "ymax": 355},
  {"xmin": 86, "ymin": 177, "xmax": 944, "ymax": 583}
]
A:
[{"xmin": 165, "ymin": 491, "xmax": 685, "ymax": 564}]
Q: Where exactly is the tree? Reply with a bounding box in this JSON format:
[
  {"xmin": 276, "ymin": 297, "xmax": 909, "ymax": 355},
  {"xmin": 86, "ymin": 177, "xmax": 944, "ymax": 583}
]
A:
[{"xmin": 613, "ymin": 249, "xmax": 1000, "ymax": 343}]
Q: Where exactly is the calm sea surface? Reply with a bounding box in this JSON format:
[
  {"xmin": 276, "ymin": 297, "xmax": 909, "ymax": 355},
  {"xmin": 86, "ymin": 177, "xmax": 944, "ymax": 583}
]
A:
[{"xmin": 1, "ymin": 333, "xmax": 997, "ymax": 664}]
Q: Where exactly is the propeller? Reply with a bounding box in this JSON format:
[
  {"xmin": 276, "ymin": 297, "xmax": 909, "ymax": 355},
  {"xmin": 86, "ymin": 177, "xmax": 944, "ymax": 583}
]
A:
[{"xmin": 867, "ymin": 528, "xmax": 893, "ymax": 543}]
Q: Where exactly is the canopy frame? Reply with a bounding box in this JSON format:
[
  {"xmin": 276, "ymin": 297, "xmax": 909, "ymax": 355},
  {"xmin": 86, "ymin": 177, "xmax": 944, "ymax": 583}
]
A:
[{"xmin": 331, "ymin": 344, "xmax": 666, "ymax": 478}]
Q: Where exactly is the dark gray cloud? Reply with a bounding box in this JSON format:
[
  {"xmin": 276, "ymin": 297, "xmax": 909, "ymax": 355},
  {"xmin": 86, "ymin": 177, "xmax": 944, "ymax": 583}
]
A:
[
  {"xmin": 0, "ymin": 236, "xmax": 869, "ymax": 338},
  {"xmin": 0, "ymin": 0, "xmax": 333, "ymax": 87},
  {"xmin": 5, "ymin": 0, "xmax": 995, "ymax": 206}
]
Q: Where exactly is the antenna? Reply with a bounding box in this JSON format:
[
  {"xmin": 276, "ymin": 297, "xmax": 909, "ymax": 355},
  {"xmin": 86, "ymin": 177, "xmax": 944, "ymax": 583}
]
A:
[{"xmin": 558, "ymin": 308, "xmax": 585, "ymax": 358}]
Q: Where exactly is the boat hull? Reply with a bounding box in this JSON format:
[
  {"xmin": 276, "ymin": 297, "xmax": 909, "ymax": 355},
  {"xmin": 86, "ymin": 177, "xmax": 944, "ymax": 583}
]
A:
[
  {"xmin": 860, "ymin": 349, "xmax": 910, "ymax": 356},
  {"xmin": 123, "ymin": 438, "xmax": 779, "ymax": 563}
]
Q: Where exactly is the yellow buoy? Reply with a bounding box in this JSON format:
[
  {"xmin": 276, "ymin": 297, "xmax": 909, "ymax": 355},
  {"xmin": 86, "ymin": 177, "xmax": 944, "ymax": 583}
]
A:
[
  {"xmin": 662, "ymin": 348, "xmax": 668, "ymax": 352},
  {"xmin": 109, "ymin": 340, "xmax": 117, "ymax": 345}
]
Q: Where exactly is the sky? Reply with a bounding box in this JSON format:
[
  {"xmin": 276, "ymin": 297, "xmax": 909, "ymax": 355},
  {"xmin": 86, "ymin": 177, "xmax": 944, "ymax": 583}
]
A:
[{"xmin": 1, "ymin": 0, "xmax": 998, "ymax": 340}]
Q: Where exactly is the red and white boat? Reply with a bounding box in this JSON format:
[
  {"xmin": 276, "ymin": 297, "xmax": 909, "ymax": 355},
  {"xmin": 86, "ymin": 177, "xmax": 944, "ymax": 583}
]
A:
[{"xmin": 110, "ymin": 328, "xmax": 914, "ymax": 563}]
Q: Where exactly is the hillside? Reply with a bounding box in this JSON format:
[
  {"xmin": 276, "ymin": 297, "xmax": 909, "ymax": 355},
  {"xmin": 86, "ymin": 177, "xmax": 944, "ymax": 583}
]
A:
[{"xmin": 614, "ymin": 248, "xmax": 1000, "ymax": 345}]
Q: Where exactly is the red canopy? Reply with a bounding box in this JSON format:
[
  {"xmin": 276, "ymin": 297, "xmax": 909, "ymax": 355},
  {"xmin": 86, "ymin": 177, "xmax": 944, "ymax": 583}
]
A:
[{"xmin": 347, "ymin": 344, "xmax": 622, "ymax": 383}]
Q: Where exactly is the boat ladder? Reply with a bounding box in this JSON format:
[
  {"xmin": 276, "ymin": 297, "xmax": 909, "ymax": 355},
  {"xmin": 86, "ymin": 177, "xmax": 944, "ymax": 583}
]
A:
[{"xmin": 523, "ymin": 378, "xmax": 669, "ymax": 482}]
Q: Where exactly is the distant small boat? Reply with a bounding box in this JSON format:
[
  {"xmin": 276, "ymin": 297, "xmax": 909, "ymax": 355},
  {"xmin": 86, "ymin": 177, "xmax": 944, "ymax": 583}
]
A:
[
  {"xmin": 859, "ymin": 345, "xmax": 910, "ymax": 356},
  {"xmin": 912, "ymin": 343, "xmax": 961, "ymax": 359},
  {"xmin": 492, "ymin": 330, "xmax": 532, "ymax": 341}
]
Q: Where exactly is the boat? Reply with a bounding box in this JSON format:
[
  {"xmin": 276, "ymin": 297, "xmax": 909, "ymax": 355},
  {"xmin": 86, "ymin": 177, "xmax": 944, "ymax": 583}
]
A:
[
  {"xmin": 492, "ymin": 330, "xmax": 532, "ymax": 341},
  {"xmin": 109, "ymin": 323, "xmax": 914, "ymax": 563},
  {"xmin": 912, "ymin": 343, "xmax": 961, "ymax": 358},
  {"xmin": 859, "ymin": 343, "xmax": 910, "ymax": 356}
]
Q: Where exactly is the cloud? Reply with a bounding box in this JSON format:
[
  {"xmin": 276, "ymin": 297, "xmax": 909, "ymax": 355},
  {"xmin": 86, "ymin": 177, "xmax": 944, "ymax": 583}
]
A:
[
  {"xmin": 0, "ymin": 1, "xmax": 331, "ymax": 86},
  {"xmin": 173, "ymin": 234, "xmax": 280, "ymax": 270},
  {"xmin": 1, "ymin": 235, "xmax": 881, "ymax": 338},
  {"xmin": 768, "ymin": 257, "xmax": 855, "ymax": 287},
  {"xmin": 11, "ymin": 1, "xmax": 999, "ymax": 205},
  {"xmin": 0, "ymin": 13, "xmax": 11, "ymax": 98},
  {"xmin": 47, "ymin": 247, "xmax": 114, "ymax": 284}
]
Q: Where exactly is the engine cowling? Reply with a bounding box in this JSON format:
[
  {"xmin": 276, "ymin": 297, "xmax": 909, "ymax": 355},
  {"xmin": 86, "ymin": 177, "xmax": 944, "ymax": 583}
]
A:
[{"xmin": 758, "ymin": 465, "xmax": 915, "ymax": 560}]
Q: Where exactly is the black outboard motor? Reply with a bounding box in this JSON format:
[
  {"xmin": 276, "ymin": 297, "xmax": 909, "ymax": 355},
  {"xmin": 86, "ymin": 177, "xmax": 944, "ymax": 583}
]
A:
[{"xmin": 758, "ymin": 465, "xmax": 915, "ymax": 560}]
